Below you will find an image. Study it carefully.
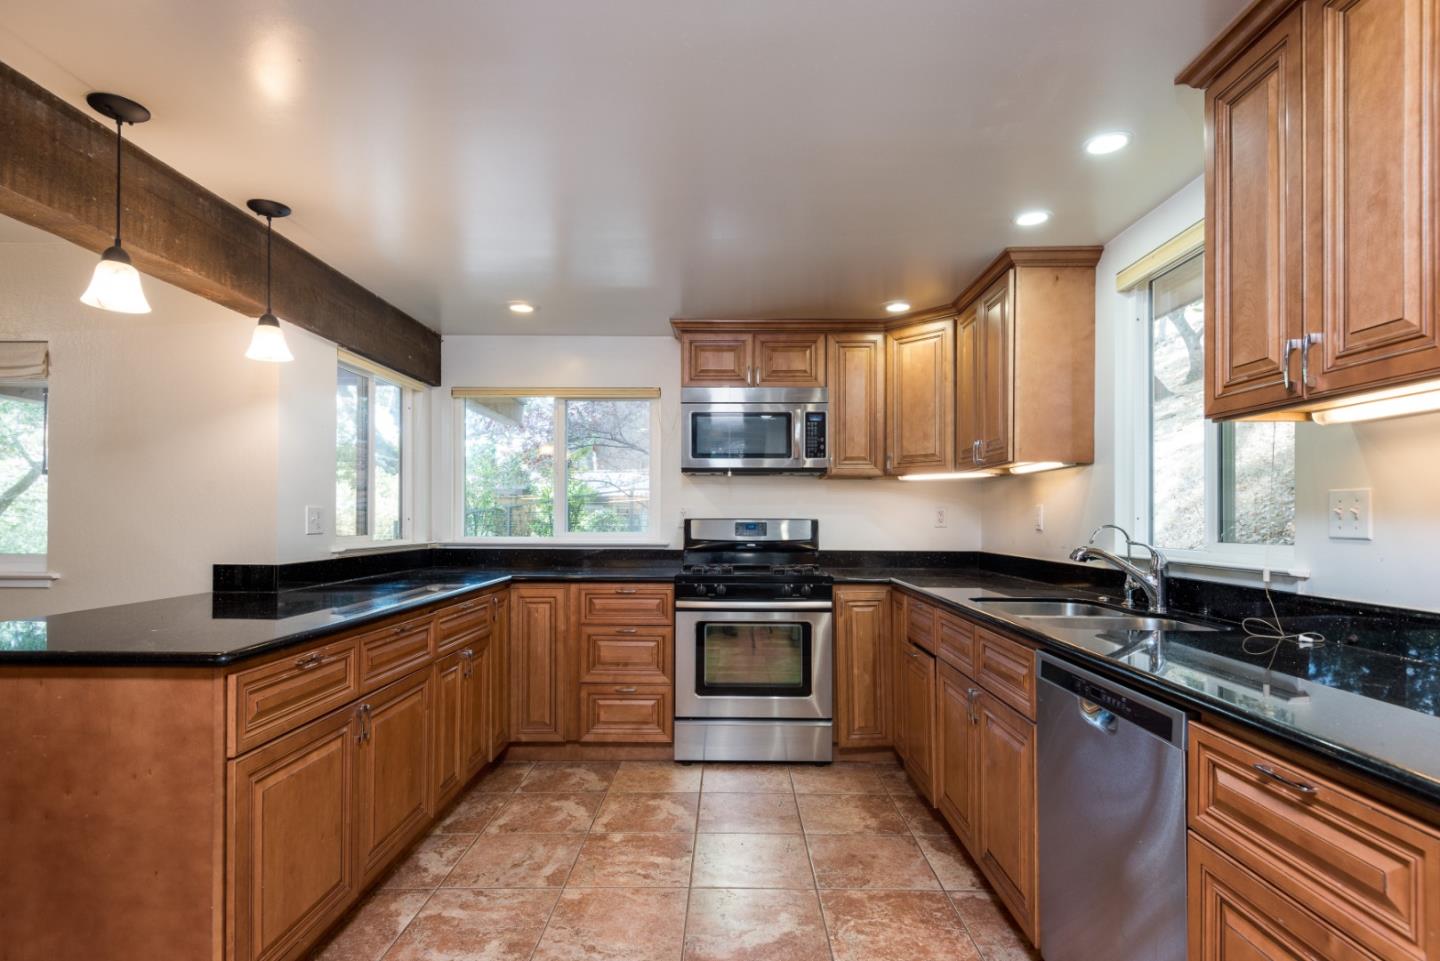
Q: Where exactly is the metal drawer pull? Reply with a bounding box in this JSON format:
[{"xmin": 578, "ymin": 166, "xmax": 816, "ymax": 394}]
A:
[
  {"xmin": 616, "ymin": 627, "xmax": 638, "ymax": 634},
  {"xmin": 1253, "ymin": 763, "xmax": 1317, "ymax": 795},
  {"xmin": 615, "ymin": 686, "xmax": 638, "ymax": 694},
  {"xmin": 1282, "ymin": 338, "xmax": 1300, "ymax": 392},
  {"xmin": 615, "ymin": 588, "xmax": 639, "ymax": 595},
  {"xmin": 294, "ymin": 651, "xmax": 324, "ymax": 670},
  {"xmin": 357, "ymin": 703, "xmax": 372, "ymax": 742}
]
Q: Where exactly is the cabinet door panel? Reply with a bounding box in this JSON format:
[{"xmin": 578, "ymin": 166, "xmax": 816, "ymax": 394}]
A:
[
  {"xmin": 937, "ymin": 662, "xmax": 979, "ymax": 848},
  {"xmin": 755, "ymin": 333, "xmax": 826, "ymax": 386},
  {"xmin": 490, "ymin": 594, "xmax": 510, "ymax": 755},
  {"xmin": 461, "ymin": 641, "xmax": 492, "ymax": 777},
  {"xmin": 887, "ymin": 319, "xmax": 955, "ymax": 473},
  {"xmin": 976, "ymin": 691, "xmax": 1037, "ymax": 943},
  {"xmin": 1308, "ymin": 0, "xmax": 1440, "ymax": 394},
  {"xmin": 682, "ymin": 333, "xmax": 752, "ymax": 386},
  {"xmin": 976, "ymin": 274, "xmax": 1015, "ymax": 466},
  {"xmin": 1206, "ymin": 4, "xmax": 1306, "ymax": 417},
  {"xmin": 229, "ymin": 709, "xmax": 357, "ymax": 961},
  {"xmin": 432, "ymin": 653, "xmax": 464, "ymax": 808},
  {"xmin": 357, "ymin": 672, "xmax": 432, "ymax": 883},
  {"xmin": 827, "ymin": 333, "xmax": 886, "ymax": 477},
  {"xmin": 835, "ymin": 586, "xmax": 890, "ymax": 748},
  {"xmin": 955, "ymin": 304, "xmax": 982, "ymax": 468},
  {"xmin": 577, "ymin": 684, "xmax": 672, "ymax": 742},
  {"xmin": 900, "ymin": 642, "xmax": 937, "ymax": 802},
  {"xmin": 510, "ymin": 587, "xmax": 569, "ymax": 742}
]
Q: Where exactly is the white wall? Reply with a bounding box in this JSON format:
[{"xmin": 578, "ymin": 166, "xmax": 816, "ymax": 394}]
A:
[
  {"xmin": 0, "ymin": 222, "xmax": 280, "ymax": 615},
  {"xmin": 437, "ymin": 334, "xmax": 985, "ymax": 550},
  {"xmin": 979, "ymin": 177, "xmax": 1440, "ymax": 613}
]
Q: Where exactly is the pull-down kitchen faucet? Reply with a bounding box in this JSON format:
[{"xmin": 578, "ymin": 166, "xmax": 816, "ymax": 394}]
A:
[{"xmin": 1069, "ymin": 524, "xmax": 1169, "ymax": 614}]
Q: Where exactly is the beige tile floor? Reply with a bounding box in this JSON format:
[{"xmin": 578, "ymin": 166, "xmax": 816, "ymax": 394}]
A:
[{"xmin": 310, "ymin": 759, "xmax": 1040, "ymax": 961}]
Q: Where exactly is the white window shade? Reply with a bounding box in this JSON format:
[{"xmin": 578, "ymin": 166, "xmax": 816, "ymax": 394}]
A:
[{"xmin": 0, "ymin": 342, "xmax": 49, "ymax": 381}]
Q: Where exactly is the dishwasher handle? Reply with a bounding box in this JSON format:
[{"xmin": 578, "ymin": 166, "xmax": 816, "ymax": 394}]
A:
[{"xmin": 1078, "ymin": 697, "xmax": 1119, "ymax": 734}]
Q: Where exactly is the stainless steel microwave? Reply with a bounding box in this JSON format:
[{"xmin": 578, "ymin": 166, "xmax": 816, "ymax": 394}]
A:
[{"xmin": 680, "ymin": 387, "xmax": 829, "ymax": 474}]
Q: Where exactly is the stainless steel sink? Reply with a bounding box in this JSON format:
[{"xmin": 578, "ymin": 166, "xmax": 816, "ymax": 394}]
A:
[
  {"xmin": 969, "ymin": 599, "xmax": 1121, "ymax": 617},
  {"xmin": 969, "ymin": 597, "xmax": 1219, "ymax": 632},
  {"xmin": 1040, "ymin": 615, "xmax": 1218, "ymax": 632}
]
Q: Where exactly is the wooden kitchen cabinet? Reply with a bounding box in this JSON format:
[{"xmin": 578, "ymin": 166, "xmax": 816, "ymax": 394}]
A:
[
  {"xmin": 489, "ymin": 593, "xmax": 510, "ymax": 758},
  {"xmin": 510, "ymin": 585, "xmax": 571, "ymax": 742},
  {"xmin": 1181, "ymin": 0, "xmax": 1440, "ymax": 419},
  {"xmin": 834, "ymin": 585, "xmax": 891, "ymax": 748},
  {"xmin": 680, "ymin": 331, "xmax": 825, "ymax": 387},
  {"xmin": 976, "ymin": 688, "xmax": 1038, "ymax": 944},
  {"xmin": 460, "ymin": 635, "xmax": 493, "ymax": 778},
  {"xmin": 355, "ymin": 670, "xmax": 433, "ymax": 884},
  {"xmin": 827, "ymin": 332, "xmax": 887, "ymax": 477},
  {"xmin": 936, "ymin": 661, "xmax": 980, "ymax": 848},
  {"xmin": 432, "ymin": 650, "xmax": 466, "ymax": 808},
  {"xmin": 886, "ymin": 316, "xmax": 955, "ymax": 474},
  {"xmin": 228, "ymin": 705, "xmax": 360, "ymax": 961},
  {"xmin": 577, "ymin": 683, "xmax": 673, "ymax": 742},
  {"xmin": 954, "ymin": 251, "xmax": 1098, "ymax": 470},
  {"xmin": 899, "ymin": 640, "xmax": 937, "ymax": 802}
]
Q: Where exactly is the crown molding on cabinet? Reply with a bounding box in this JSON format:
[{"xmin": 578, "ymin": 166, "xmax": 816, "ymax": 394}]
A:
[{"xmin": 1175, "ymin": 0, "xmax": 1299, "ymax": 89}]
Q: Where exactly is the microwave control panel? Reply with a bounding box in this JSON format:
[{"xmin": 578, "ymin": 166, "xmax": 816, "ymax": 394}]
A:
[{"xmin": 804, "ymin": 412, "xmax": 826, "ymax": 458}]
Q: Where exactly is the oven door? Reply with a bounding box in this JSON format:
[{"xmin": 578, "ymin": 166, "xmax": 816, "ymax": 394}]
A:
[
  {"xmin": 675, "ymin": 605, "xmax": 833, "ymax": 720},
  {"xmin": 680, "ymin": 402, "xmax": 826, "ymax": 472}
]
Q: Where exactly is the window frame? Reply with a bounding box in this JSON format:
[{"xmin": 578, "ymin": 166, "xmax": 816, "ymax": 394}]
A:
[
  {"xmin": 450, "ymin": 392, "xmax": 663, "ymax": 545},
  {"xmin": 0, "ymin": 378, "xmax": 49, "ymax": 578},
  {"xmin": 1117, "ymin": 248, "xmax": 1299, "ymax": 574},
  {"xmin": 333, "ymin": 360, "xmax": 418, "ymax": 551}
]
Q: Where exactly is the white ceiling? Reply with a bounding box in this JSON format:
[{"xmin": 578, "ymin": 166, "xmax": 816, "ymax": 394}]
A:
[{"xmin": 0, "ymin": 0, "xmax": 1245, "ymax": 335}]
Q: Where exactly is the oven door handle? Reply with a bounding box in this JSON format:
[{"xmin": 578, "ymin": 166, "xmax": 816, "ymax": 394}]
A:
[{"xmin": 675, "ymin": 600, "xmax": 834, "ymax": 611}]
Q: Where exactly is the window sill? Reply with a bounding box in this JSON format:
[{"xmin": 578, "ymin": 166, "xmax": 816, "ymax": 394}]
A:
[
  {"xmin": 0, "ymin": 570, "xmax": 59, "ymax": 589},
  {"xmin": 329, "ymin": 540, "xmax": 434, "ymax": 557},
  {"xmin": 1146, "ymin": 553, "xmax": 1310, "ymax": 582},
  {"xmin": 441, "ymin": 538, "xmax": 671, "ymax": 548}
]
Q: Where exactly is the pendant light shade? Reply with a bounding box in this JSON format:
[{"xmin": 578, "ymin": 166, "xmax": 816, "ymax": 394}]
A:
[
  {"xmin": 81, "ymin": 93, "xmax": 151, "ymax": 314},
  {"xmin": 245, "ymin": 199, "xmax": 294, "ymax": 363}
]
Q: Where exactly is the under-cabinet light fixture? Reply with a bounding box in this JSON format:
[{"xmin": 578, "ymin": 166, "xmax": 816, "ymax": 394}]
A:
[
  {"xmin": 80, "ymin": 93, "xmax": 152, "ymax": 314},
  {"xmin": 1309, "ymin": 384, "xmax": 1440, "ymax": 425},
  {"xmin": 897, "ymin": 471, "xmax": 998, "ymax": 481},
  {"xmin": 1009, "ymin": 461, "xmax": 1070, "ymax": 474},
  {"xmin": 244, "ymin": 199, "xmax": 295, "ymax": 363}
]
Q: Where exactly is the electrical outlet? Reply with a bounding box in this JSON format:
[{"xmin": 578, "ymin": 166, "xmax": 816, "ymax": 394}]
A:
[
  {"xmin": 1034, "ymin": 504, "xmax": 1045, "ymax": 532},
  {"xmin": 1327, "ymin": 488, "xmax": 1373, "ymax": 540},
  {"xmin": 934, "ymin": 507, "xmax": 947, "ymax": 529},
  {"xmin": 305, "ymin": 505, "xmax": 324, "ymax": 536}
]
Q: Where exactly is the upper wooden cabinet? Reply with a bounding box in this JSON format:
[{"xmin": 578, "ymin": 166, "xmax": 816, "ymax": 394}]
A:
[
  {"xmin": 680, "ymin": 331, "xmax": 826, "ymax": 387},
  {"xmin": 1181, "ymin": 0, "xmax": 1440, "ymax": 419},
  {"xmin": 827, "ymin": 332, "xmax": 887, "ymax": 477},
  {"xmin": 887, "ymin": 316, "xmax": 956, "ymax": 474},
  {"xmin": 954, "ymin": 250, "xmax": 1099, "ymax": 470}
]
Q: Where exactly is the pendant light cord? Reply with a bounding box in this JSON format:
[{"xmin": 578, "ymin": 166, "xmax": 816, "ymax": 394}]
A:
[{"xmin": 113, "ymin": 118, "xmax": 124, "ymax": 247}]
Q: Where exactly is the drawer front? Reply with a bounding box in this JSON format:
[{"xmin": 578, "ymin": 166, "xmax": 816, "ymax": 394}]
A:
[
  {"xmin": 578, "ymin": 684, "xmax": 673, "ymax": 743},
  {"xmin": 1190, "ymin": 724, "xmax": 1440, "ymax": 961},
  {"xmin": 975, "ymin": 628, "xmax": 1035, "ymax": 719},
  {"xmin": 228, "ymin": 637, "xmax": 360, "ymax": 756},
  {"xmin": 576, "ymin": 584, "xmax": 673, "ymax": 624},
  {"xmin": 905, "ymin": 597, "xmax": 936, "ymax": 653},
  {"xmin": 434, "ymin": 596, "xmax": 493, "ymax": 657},
  {"xmin": 357, "ymin": 616, "xmax": 435, "ymax": 693},
  {"xmin": 579, "ymin": 625, "xmax": 672, "ymax": 683},
  {"xmin": 936, "ymin": 611, "xmax": 976, "ymax": 675}
]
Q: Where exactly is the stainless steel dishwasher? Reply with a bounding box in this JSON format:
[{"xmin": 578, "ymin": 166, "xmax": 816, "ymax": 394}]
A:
[{"xmin": 1037, "ymin": 653, "xmax": 1188, "ymax": 961}]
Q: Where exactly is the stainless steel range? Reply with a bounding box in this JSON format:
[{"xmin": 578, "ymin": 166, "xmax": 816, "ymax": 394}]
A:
[{"xmin": 673, "ymin": 518, "xmax": 834, "ymax": 762}]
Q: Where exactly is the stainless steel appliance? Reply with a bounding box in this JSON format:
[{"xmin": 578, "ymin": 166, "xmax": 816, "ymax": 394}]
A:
[
  {"xmin": 680, "ymin": 388, "xmax": 828, "ymax": 474},
  {"xmin": 1037, "ymin": 653, "xmax": 1188, "ymax": 961},
  {"xmin": 674, "ymin": 518, "xmax": 834, "ymax": 761}
]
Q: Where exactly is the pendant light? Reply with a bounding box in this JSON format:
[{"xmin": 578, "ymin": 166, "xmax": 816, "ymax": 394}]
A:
[
  {"xmin": 80, "ymin": 93, "xmax": 152, "ymax": 313},
  {"xmin": 244, "ymin": 199, "xmax": 295, "ymax": 363}
]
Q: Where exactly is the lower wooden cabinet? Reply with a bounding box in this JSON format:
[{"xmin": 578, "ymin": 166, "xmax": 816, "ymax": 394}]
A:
[
  {"xmin": 1189, "ymin": 834, "xmax": 1379, "ymax": 961},
  {"xmin": 510, "ymin": 586, "xmax": 570, "ymax": 742},
  {"xmin": 936, "ymin": 661, "xmax": 980, "ymax": 848},
  {"xmin": 228, "ymin": 705, "xmax": 360, "ymax": 961},
  {"xmin": 899, "ymin": 640, "xmax": 937, "ymax": 801},
  {"xmin": 834, "ymin": 586, "xmax": 891, "ymax": 748},
  {"xmin": 460, "ymin": 637, "xmax": 492, "ymax": 778},
  {"xmin": 432, "ymin": 651, "xmax": 466, "ymax": 809},
  {"xmin": 577, "ymin": 683, "xmax": 672, "ymax": 742},
  {"xmin": 356, "ymin": 671, "xmax": 433, "ymax": 884},
  {"xmin": 975, "ymin": 688, "xmax": 1038, "ymax": 943},
  {"xmin": 489, "ymin": 594, "xmax": 510, "ymax": 755}
]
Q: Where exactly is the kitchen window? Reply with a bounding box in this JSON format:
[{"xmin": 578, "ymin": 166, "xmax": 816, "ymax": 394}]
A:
[
  {"xmin": 336, "ymin": 356, "xmax": 419, "ymax": 544},
  {"xmin": 1123, "ymin": 244, "xmax": 1297, "ymax": 569},
  {"xmin": 0, "ymin": 342, "xmax": 50, "ymax": 578},
  {"xmin": 453, "ymin": 389, "xmax": 660, "ymax": 542}
]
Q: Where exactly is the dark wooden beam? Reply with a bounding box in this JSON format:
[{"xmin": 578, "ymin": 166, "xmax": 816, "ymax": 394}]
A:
[{"xmin": 0, "ymin": 61, "xmax": 441, "ymax": 384}]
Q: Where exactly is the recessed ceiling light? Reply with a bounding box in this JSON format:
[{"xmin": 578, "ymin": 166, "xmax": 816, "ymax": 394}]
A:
[
  {"xmin": 885, "ymin": 301, "xmax": 911, "ymax": 314},
  {"xmin": 1014, "ymin": 209, "xmax": 1051, "ymax": 227},
  {"xmin": 1084, "ymin": 131, "xmax": 1132, "ymax": 155},
  {"xmin": 508, "ymin": 301, "xmax": 535, "ymax": 314}
]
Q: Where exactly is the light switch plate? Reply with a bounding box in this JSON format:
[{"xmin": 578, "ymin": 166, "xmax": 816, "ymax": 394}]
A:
[
  {"xmin": 1034, "ymin": 504, "xmax": 1045, "ymax": 532},
  {"xmin": 305, "ymin": 505, "xmax": 324, "ymax": 536},
  {"xmin": 1328, "ymin": 488, "xmax": 1372, "ymax": 540}
]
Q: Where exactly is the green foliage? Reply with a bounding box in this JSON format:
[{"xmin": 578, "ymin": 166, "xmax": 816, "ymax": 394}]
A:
[{"xmin": 0, "ymin": 389, "xmax": 47, "ymax": 555}]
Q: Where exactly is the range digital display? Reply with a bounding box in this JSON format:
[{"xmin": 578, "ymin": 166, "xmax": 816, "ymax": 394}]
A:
[{"xmin": 734, "ymin": 521, "xmax": 768, "ymax": 537}]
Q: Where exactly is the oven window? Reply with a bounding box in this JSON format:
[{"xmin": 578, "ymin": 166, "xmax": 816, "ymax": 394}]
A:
[
  {"xmin": 691, "ymin": 412, "xmax": 792, "ymax": 459},
  {"xmin": 696, "ymin": 622, "xmax": 812, "ymax": 697}
]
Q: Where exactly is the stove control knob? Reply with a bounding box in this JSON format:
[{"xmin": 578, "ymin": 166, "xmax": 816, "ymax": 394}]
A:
[
  {"xmin": 801, "ymin": 584, "xmax": 813, "ymax": 597},
  {"xmin": 714, "ymin": 584, "xmax": 727, "ymax": 596},
  {"xmin": 695, "ymin": 583, "xmax": 709, "ymax": 597},
  {"xmin": 781, "ymin": 584, "xmax": 794, "ymax": 597}
]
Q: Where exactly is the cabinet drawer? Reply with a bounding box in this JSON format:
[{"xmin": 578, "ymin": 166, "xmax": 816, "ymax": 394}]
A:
[
  {"xmin": 905, "ymin": 597, "xmax": 936, "ymax": 653},
  {"xmin": 936, "ymin": 611, "xmax": 975, "ymax": 675},
  {"xmin": 576, "ymin": 584, "xmax": 673, "ymax": 624},
  {"xmin": 579, "ymin": 625, "xmax": 672, "ymax": 682},
  {"xmin": 434, "ymin": 595, "xmax": 493, "ymax": 657},
  {"xmin": 577, "ymin": 683, "xmax": 673, "ymax": 743},
  {"xmin": 975, "ymin": 628, "xmax": 1035, "ymax": 719},
  {"xmin": 228, "ymin": 637, "xmax": 360, "ymax": 756},
  {"xmin": 357, "ymin": 615, "xmax": 434, "ymax": 693},
  {"xmin": 1189, "ymin": 724, "xmax": 1440, "ymax": 961}
]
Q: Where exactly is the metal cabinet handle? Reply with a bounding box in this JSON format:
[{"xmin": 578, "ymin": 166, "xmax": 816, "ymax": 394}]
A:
[
  {"xmin": 616, "ymin": 627, "xmax": 638, "ymax": 634},
  {"xmin": 615, "ymin": 686, "xmax": 638, "ymax": 694},
  {"xmin": 295, "ymin": 651, "xmax": 324, "ymax": 670},
  {"xmin": 357, "ymin": 703, "xmax": 372, "ymax": 742},
  {"xmin": 1300, "ymin": 333, "xmax": 1321, "ymax": 389},
  {"xmin": 1253, "ymin": 763, "xmax": 1317, "ymax": 795},
  {"xmin": 1282, "ymin": 338, "xmax": 1300, "ymax": 392},
  {"xmin": 615, "ymin": 588, "xmax": 638, "ymax": 595},
  {"xmin": 971, "ymin": 439, "xmax": 982, "ymax": 464},
  {"xmin": 966, "ymin": 687, "xmax": 981, "ymax": 725}
]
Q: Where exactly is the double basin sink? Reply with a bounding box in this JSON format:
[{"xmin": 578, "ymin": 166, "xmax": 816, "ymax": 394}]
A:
[{"xmin": 970, "ymin": 598, "xmax": 1220, "ymax": 633}]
